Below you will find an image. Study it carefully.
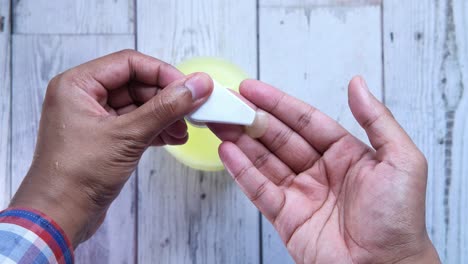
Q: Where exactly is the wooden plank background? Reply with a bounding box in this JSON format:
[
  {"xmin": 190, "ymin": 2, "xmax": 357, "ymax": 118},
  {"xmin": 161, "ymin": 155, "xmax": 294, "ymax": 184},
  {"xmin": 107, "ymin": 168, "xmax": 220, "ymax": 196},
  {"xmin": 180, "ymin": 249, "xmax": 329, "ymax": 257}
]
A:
[
  {"xmin": 383, "ymin": 1, "xmax": 467, "ymax": 263},
  {"xmin": 12, "ymin": 0, "xmax": 134, "ymax": 34},
  {"xmin": 1, "ymin": 0, "xmax": 466, "ymax": 263}
]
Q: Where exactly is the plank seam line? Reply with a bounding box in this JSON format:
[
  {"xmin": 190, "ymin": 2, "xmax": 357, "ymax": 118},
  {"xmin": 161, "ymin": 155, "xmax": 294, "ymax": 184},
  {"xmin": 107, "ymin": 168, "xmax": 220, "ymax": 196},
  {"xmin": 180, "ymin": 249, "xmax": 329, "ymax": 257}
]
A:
[
  {"xmin": 8, "ymin": 0, "xmax": 13, "ymax": 202},
  {"xmin": 256, "ymin": 0, "xmax": 263, "ymax": 263},
  {"xmin": 380, "ymin": 0, "xmax": 385, "ymax": 104},
  {"xmin": 133, "ymin": 0, "xmax": 138, "ymax": 263}
]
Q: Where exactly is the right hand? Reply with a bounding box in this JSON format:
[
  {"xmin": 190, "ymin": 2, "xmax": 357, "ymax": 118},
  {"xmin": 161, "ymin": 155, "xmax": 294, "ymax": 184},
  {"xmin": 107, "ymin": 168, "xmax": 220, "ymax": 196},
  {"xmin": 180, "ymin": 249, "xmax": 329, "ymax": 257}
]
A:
[
  {"xmin": 210, "ymin": 77, "xmax": 440, "ymax": 263},
  {"xmin": 11, "ymin": 50, "xmax": 214, "ymax": 247}
]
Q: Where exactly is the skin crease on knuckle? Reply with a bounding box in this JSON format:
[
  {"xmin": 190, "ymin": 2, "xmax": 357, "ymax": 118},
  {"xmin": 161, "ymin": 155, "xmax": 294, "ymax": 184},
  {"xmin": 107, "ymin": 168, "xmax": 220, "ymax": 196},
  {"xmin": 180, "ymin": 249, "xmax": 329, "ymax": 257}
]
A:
[{"xmin": 151, "ymin": 87, "xmax": 189, "ymax": 123}]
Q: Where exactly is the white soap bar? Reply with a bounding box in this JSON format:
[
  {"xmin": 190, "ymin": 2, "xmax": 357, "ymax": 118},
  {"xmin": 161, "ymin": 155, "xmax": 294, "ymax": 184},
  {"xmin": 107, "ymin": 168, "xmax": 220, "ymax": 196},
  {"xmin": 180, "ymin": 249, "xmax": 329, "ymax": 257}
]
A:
[{"xmin": 187, "ymin": 79, "xmax": 256, "ymax": 125}]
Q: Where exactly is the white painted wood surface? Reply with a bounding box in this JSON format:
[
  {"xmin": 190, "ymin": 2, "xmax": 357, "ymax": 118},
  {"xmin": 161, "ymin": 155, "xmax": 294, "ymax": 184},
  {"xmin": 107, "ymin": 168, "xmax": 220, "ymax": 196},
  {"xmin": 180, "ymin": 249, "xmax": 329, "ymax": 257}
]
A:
[
  {"xmin": 383, "ymin": 1, "xmax": 467, "ymax": 263},
  {"xmin": 262, "ymin": 0, "xmax": 381, "ymax": 6},
  {"xmin": 13, "ymin": 0, "xmax": 134, "ymax": 34},
  {"xmin": 0, "ymin": 0, "xmax": 11, "ymax": 208},
  {"xmin": 11, "ymin": 35, "xmax": 136, "ymax": 264},
  {"xmin": 136, "ymin": 0, "xmax": 259, "ymax": 263},
  {"xmin": 259, "ymin": 3, "xmax": 382, "ymax": 262}
]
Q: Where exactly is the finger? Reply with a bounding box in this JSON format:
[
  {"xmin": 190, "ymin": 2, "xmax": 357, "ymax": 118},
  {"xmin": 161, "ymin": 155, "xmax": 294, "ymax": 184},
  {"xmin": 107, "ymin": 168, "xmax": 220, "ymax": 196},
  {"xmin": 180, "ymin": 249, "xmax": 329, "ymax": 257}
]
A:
[
  {"xmin": 150, "ymin": 137, "xmax": 164, "ymax": 146},
  {"xmin": 107, "ymin": 86, "xmax": 133, "ymax": 108},
  {"xmin": 164, "ymin": 120, "xmax": 188, "ymax": 139},
  {"xmin": 239, "ymin": 80, "xmax": 349, "ymax": 153},
  {"xmin": 149, "ymin": 132, "xmax": 189, "ymax": 146},
  {"xmin": 160, "ymin": 131, "xmax": 189, "ymax": 145},
  {"xmin": 103, "ymin": 104, "xmax": 118, "ymax": 116},
  {"xmin": 219, "ymin": 141, "xmax": 285, "ymax": 221},
  {"xmin": 257, "ymin": 113, "xmax": 321, "ymax": 174},
  {"xmin": 210, "ymin": 123, "xmax": 295, "ymax": 186},
  {"xmin": 108, "ymin": 82, "xmax": 160, "ymax": 109},
  {"xmin": 348, "ymin": 76, "xmax": 417, "ymax": 160},
  {"xmin": 210, "ymin": 90, "xmax": 320, "ymax": 174},
  {"xmin": 116, "ymin": 104, "xmax": 138, "ymax": 115},
  {"xmin": 115, "ymin": 73, "xmax": 213, "ymax": 142},
  {"xmin": 71, "ymin": 49, "xmax": 183, "ymax": 91}
]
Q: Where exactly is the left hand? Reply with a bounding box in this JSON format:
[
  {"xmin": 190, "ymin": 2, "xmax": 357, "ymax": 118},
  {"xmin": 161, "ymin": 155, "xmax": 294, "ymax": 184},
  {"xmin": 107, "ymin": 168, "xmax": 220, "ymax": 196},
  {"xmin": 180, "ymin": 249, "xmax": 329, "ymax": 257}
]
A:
[{"xmin": 10, "ymin": 50, "xmax": 213, "ymax": 247}]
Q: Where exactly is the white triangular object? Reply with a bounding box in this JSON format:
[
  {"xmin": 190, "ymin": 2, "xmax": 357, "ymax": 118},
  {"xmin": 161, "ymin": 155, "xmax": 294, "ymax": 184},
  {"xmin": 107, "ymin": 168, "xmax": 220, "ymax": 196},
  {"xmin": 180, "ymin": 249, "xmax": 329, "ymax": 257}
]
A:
[{"xmin": 187, "ymin": 79, "xmax": 256, "ymax": 125}]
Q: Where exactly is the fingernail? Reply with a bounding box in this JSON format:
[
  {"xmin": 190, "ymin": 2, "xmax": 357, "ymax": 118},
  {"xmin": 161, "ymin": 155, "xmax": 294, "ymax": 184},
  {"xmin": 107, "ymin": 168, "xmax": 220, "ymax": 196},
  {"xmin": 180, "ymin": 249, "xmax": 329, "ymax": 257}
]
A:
[
  {"xmin": 185, "ymin": 73, "xmax": 213, "ymax": 101},
  {"xmin": 359, "ymin": 76, "xmax": 369, "ymax": 91}
]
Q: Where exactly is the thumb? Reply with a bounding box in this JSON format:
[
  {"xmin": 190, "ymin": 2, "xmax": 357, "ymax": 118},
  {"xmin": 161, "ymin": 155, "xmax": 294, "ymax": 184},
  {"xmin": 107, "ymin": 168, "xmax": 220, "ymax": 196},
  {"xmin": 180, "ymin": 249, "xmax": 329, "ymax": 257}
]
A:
[
  {"xmin": 348, "ymin": 76, "xmax": 418, "ymax": 159},
  {"xmin": 117, "ymin": 72, "xmax": 213, "ymax": 142}
]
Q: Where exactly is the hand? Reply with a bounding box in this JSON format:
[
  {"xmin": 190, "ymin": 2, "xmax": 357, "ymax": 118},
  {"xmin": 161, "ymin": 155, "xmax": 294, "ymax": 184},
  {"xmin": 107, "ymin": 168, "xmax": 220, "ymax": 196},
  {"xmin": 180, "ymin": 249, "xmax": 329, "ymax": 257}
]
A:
[
  {"xmin": 10, "ymin": 50, "xmax": 213, "ymax": 247},
  {"xmin": 209, "ymin": 77, "xmax": 440, "ymax": 263}
]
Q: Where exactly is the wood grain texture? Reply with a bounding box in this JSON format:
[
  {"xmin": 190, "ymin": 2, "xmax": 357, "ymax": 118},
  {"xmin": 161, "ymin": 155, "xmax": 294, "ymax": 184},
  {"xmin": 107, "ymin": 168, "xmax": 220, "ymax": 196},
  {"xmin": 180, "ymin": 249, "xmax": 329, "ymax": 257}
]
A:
[
  {"xmin": 261, "ymin": 0, "xmax": 381, "ymax": 7},
  {"xmin": 0, "ymin": 0, "xmax": 11, "ymax": 208},
  {"xmin": 11, "ymin": 35, "xmax": 136, "ymax": 264},
  {"xmin": 137, "ymin": 0, "xmax": 259, "ymax": 263},
  {"xmin": 12, "ymin": 0, "xmax": 134, "ymax": 34},
  {"xmin": 259, "ymin": 5, "xmax": 382, "ymax": 263},
  {"xmin": 448, "ymin": 1, "xmax": 468, "ymax": 263},
  {"xmin": 383, "ymin": 0, "xmax": 467, "ymax": 262}
]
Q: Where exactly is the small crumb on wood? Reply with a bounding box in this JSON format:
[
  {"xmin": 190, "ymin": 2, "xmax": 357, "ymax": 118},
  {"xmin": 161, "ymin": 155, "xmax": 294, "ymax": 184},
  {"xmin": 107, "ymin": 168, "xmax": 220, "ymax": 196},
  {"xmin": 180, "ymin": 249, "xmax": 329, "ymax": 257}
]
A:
[{"xmin": 415, "ymin": 32, "xmax": 423, "ymax": 41}]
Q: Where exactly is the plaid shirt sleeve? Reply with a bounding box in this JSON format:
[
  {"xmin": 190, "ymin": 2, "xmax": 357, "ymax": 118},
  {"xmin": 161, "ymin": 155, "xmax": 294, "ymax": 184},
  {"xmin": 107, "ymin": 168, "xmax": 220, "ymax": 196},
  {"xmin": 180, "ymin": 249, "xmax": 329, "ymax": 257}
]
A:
[{"xmin": 0, "ymin": 208, "xmax": 74, "ymax": 264}]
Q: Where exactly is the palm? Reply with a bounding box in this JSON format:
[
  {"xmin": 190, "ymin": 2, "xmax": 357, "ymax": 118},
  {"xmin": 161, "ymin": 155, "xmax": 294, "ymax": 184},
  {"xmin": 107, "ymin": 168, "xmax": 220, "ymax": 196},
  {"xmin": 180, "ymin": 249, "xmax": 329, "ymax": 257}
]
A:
[
  {"xmin": 211, "ymin": 78, "xmax": 430, "ymax": 264},
  {"xmin": 283, "ymin": 144, "xmax": 426, "ymax": 263}
]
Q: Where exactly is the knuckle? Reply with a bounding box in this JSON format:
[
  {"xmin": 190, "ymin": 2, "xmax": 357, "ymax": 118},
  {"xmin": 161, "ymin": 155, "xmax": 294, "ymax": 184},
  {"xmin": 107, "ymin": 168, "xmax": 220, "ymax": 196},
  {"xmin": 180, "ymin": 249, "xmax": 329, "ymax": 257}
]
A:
[
  {"xmin": 152, "ymin": 92, "xmax": 179, "ymax": 119},
  {"xmin": 44, "ymin": 74, "xmax": 66, "ymax": 106},
  {"xmin": 118, "ymin": 49, "xmax": 138, "ymax": 57},
  {"xmin": 48, "ymin": 74, "xmax": 62, "ymax": 90}
]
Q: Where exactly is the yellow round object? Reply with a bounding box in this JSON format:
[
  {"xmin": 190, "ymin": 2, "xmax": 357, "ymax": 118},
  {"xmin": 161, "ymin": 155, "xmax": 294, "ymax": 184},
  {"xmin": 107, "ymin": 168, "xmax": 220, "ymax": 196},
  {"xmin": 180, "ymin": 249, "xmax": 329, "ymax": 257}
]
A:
[{"xmin": 164, "ymin": 57, "xmax": 249, "ymax": 171}]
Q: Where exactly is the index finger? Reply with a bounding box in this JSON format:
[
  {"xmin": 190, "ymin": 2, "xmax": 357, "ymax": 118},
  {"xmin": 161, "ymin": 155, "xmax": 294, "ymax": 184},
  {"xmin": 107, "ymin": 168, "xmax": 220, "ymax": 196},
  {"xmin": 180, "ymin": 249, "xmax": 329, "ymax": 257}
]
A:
[
  {"xmin": 68, "ymin": 49, "xmax": 184, "ymax": 90},
  {"xmin": 240, "ymin": 80, "xmax": 349, "ymax": 153}
]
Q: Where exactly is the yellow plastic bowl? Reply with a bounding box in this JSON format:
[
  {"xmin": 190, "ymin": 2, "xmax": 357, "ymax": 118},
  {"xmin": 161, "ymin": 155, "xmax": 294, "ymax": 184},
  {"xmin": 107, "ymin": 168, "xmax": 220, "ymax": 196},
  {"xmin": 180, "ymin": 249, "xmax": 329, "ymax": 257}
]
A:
[{"xmin": 164, "ymin": 57, "xmax": 249, "ymax": 171}]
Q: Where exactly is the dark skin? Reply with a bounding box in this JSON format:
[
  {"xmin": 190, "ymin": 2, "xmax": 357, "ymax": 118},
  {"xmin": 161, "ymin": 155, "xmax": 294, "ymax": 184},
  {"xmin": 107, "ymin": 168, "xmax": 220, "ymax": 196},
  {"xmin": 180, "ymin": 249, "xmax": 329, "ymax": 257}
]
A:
[{"xmin": 10, "ymin": 50, "xmax": 439, "ymax": 263}]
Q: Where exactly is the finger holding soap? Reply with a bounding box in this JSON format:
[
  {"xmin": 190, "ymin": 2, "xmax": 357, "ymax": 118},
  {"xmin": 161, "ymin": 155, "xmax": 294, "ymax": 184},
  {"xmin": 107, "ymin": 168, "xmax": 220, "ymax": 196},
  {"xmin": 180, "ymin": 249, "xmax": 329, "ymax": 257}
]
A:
[
  {"xmin": 239, "ymin": 79, "xmax": 351, "ymax": 153},
  {"xmin": 9, "ymin": 51, "xmax": 214, "ymax": 247},
  {"xmin": 210, "ymin": 80, "xmax": 323, "ymax": 174}
]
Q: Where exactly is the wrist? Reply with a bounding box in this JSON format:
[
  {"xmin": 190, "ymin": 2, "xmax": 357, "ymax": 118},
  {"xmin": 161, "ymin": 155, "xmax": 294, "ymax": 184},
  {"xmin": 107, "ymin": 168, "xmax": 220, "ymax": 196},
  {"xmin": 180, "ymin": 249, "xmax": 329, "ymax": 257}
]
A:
[{"xmin": 10, "ymin": 170, "xmax": 95, "ymax": 247}]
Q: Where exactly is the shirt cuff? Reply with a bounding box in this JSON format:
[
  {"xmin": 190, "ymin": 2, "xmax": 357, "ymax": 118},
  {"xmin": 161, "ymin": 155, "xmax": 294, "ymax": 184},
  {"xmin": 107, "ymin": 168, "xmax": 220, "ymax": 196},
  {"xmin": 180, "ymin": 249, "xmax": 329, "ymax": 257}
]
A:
[{"xmin": 0, "ymin": 207, "xmax": 74, "ymax": 264}]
